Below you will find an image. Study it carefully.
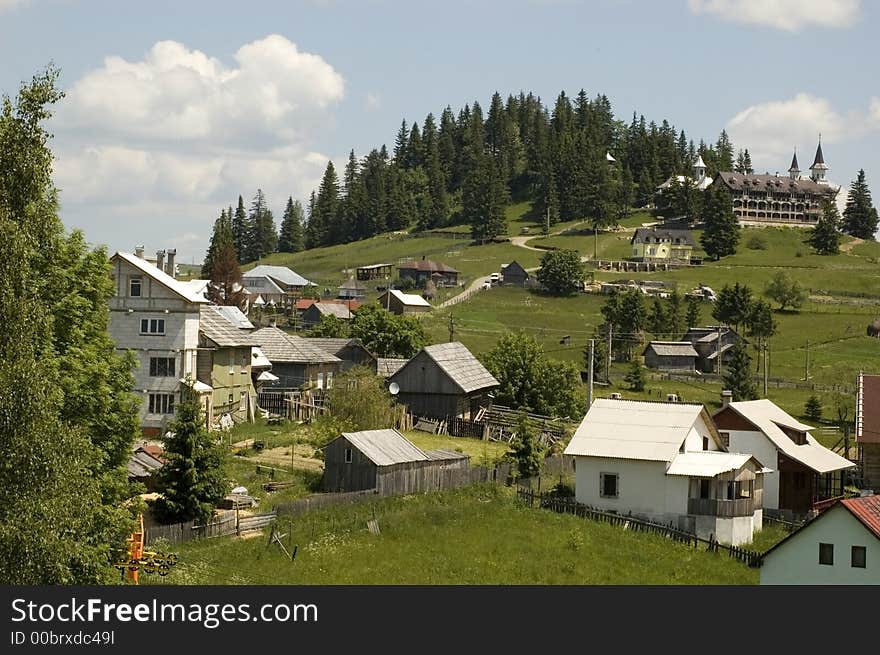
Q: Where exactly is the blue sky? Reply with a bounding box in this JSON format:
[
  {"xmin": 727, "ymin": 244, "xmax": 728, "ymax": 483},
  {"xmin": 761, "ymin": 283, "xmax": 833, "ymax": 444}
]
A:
[{"xmin": 1, "ymin": 0, "xmax": 877, "ymax": 263}]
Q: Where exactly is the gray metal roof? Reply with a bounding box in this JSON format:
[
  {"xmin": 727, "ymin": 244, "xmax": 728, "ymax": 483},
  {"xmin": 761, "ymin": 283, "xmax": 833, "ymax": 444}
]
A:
[
  {"xmin": 127, "ymin": 449, "xmax": 165, "ymax": 478},
  {"xmin": 113, "ymin": 252, "xmax": 209, "ymax": 304},
  {"xmin": 243, "ymin": 265, "xmax": 314, "ymax": 287},
  {"xmin": 312, "ymin": 302, "xmax": 353, "ymax": 319},
  {"xmin": 341, "ymin": 429, "xmax": 429, "ymax": 466},
  {"xmin": 200, "ymin": 305, "xmax": 255, "ymax": 347},
  {"xmin": 214, "ymin": 305, "xmax": 254, "ymax": 329},
  {"xmin": 645, "ymin": 341, "xmax": 698, "ymax": 357},
  {"xmin": 339, "ymin": 277, "xmax": 367, "ymax": 290},
  {"xmin": 424, "ymin": 449, "xmax": 470, "ymax": 461},
  {"xmin": 376, "ymin": 357, "xmax": 408, "ymax": 378},
  {"xmin": 419, "ymin": 342, "xmax": 499, "ymax": 394},
  {"xmin": 249, "ymin": 327, "xmax": 341, "ymax": 364},
  {"xmin": 303, "ymin": 338, "xmax": 360, "ymax": 356}
]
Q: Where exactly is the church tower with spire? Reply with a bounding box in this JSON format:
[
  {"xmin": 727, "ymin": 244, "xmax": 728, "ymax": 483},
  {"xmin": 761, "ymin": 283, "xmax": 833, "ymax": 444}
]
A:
[
  {"xmin": 693, "ymin": 154, "xmax": 707, "ymax": 184},
  {"xmin": 810, "ymin": 137, "xmax": 828, "ymax": 184},
  {"xmin": 788, "ymin": 149, "xmax": 800, "ymax": 180}
]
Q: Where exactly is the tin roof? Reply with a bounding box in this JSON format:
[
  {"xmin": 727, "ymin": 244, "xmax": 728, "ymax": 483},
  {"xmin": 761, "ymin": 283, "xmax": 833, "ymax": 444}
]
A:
[
  {"xmin": 666, "ymin": 451, "xmax": 762, "ymax": 478},
  {"xmin": 199, "ymin": 305, "xmax": 254, "ymax": 347},
  {"xmin": 714, "ymin": 172, "xmax": 836, "ymax": 195},
  {"xmin": 243, "ymin": 265, "xmax": 314, "ymax": 287},
  {"xmin": 718, "ymin": 400, "xmax": 854, "ymax": 474},
  {"xmin": 113, "ymin": 252, "xmax": 209, "ymax": 304},
  {"xmin": 311, "ymin": 302, "xmax": 353, "ymax": 319},
  {"xmin": 340, "ymin": 429, "xmax": 429, "ymax": 466},
  {"xmin": 386, "ymin": 289, "xmax": 432, "ymax": 307},
  {"xmin": 631, "ymin": 228, "xmax": 696, "ymax": 246},
  {"xmin": 564, "ymin": 399, "xmax": 714, "ymax": 462},
  {"xmin": 424, "ymin": 449, "xmax": 470, "ymax": 461},
  {"xmin": 249, "ymin": 327, "xmax": 341, "ymax": 364},
  {"xmin": 644, "ymin": 341, "xmax": 699, "ymax": 358}
]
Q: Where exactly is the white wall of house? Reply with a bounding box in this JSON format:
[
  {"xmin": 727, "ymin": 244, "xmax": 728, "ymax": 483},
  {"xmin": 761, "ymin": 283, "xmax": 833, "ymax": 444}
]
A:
[
  {"xmin": 725, "ymin": 429, "xmax": 779, "ymax": 509},
  {"xmin": 574, "ymin": 457, "xmax": 688, "ymax": 521},
  {"xmin": 683, "ymin": 423, "xmax": 722, "ymax": 452},
  {"xmin": 109, "ymin": 258, "xmax": 201, "ymax": 431},
  {"xmin": 760, "ymin": 507, "xmax": 880, "ymax": 585}
]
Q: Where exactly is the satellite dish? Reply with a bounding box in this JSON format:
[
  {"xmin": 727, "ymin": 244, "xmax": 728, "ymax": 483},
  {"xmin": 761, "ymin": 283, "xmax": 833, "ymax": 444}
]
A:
[{"xmin": 388, "ymin": 382, "xmax": 400, "ymax": 396}]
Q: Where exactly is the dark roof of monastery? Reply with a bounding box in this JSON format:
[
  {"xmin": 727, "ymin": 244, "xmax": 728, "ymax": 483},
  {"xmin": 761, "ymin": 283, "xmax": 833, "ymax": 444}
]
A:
[{"xmin": 714, "ymin": 172, "xmax": 837, "ymax": 195}]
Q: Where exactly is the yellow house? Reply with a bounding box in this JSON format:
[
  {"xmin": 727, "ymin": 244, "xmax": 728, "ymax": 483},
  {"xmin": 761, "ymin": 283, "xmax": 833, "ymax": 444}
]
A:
[{"xmin": 630, "ymin": 228, "xmax": 695, "ymax": 262}]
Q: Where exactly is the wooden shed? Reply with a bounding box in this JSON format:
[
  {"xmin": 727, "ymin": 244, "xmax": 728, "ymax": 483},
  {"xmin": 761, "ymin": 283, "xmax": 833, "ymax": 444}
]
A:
[
  {"xmin": 322, "ymin": 429, "xmax": 470, "ymax": 493},
  {"xmin": 501, "ymin": 260, "xmax": 529, "ymax": 286},
  {"xmin": 643, "ymin": 341, "xmax": 698, "ymax": 372},
  {"xmin": 377, "ymin": 289, "xmax": 432, "ymax": 315},
  {"xmin": 249, "ymin": 326, "xmax": 342, "ymax": 389},
  {"xmin": 389, "ymin": 342, "xmax": 499, "ymax": 420},
  {"xmin": 302, "ymin": 302, "xmax": 353, "ymax": 328},
  {"xmin": 304, "ymin": 337, "xmax": 376, "ymax": 373}
]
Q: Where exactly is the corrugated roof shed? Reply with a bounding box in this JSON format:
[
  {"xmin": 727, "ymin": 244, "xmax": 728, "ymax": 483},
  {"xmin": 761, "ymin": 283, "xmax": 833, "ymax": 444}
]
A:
[
  {"xmin": 243, "ymin": 265, "xmax": 314, "ymax": 287},
  {"xmin": 421, "ymin": 342, "xmax": 499, "ymax": 394},
  {"xmin": 666, "ymin": 452, "xmax": 759, "ymax": 478},
  {"xmin": 312, "ymin": 302, "xmax": 353, "ymax": 319},
  {"xmin": 199, "ymin": 305, "xmax": 255, "ymax": 347},
  {"xmin": 250, "ymin": 327, "xmax": 341, "ymax": 364},
  {"xmin": 564, "ymin": 399, "xmax": 711, "ymax": 462},
  {"xmin": 114, "ymin": 252, "xmax": 209, "ymax": 304},
  {"xmin": 388, "ymin": 289, "xmax": 432, "ymax": 307},
  {"xmin": 341, "ymin": 429, "xmax": 429, "ymax": 466},
  {"xmin": 645, "ymin": 341, "xmax": 699, "ymax": 357},
  {"xmin": 721, "ymin": 400, "xmax": 854, "ymax": 474}
]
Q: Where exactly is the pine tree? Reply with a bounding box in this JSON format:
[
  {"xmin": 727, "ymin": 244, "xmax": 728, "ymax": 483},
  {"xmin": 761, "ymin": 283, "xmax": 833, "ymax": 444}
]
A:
[
  {"xmin": 701, "ymin": 183, "xmax": 740, "ymax": 260},
  {"xmin": 246, "ymin": 189, "xmax": 276, "ymax": 262},
  {"xmin": 207, "ymin": 239, "xmax": 246, "ymax": 308},
  {"xmin": 231, "ymin": 195, "xmax": 247, "ymax": 262},
  {"xmin": 305, "ymin": 190, "xmax": 320, "ymax": 249},
  {"xmin": 278, "ymin": 197, "xmax": 305, "ymax": 253},
  {"xmin": 686, "ymin": 294, "xmax": 701, "ymax": 328},
  {"xmin": 714, "ymin": 130, "xmax": 735, "ymax": 173},
  {"xmin": 509, "ymin": 413, "xmax": 546, "ymax": 479},
  {"xmin": 804, "ymin": 395, "xmax": 823, "ymax": 422},
  {"xmin": 743, "ymin": 149, "xmax": 753, "ymax": 174},
  {"xmin": 735, "ymin": 149, "xmax": 746, "ymax": 174},
  {"xmin": 625, "ymin": 360, "xmax": 646, "ymax": 392},
  {"xmin": 722, "ymin": 343, "xmax": 757, "ymax": 401},
  {"xmin": 809, "ymin": 199, "xmax": 841, "ymax": 255},
  {"xmin": 669, "ymin": 289, "xmax": 685, "ymax": 336},
  {"xmin": 313, "ymin": 161, "xmax": 340, "ymax": 247},
  {"xmin": 152, "ymin": 386, "xmax": 229, "ymax": 525},
  {"xmin": 393, "ymin": 119, "xmax": 409, "ymax": 165},
  {"xmin": 649, "ymin": 297, "xmax": 669, "ymax": 335},
  {"xmin": 202, "ymin": 208, "xmax": 234, "ymax": 278},
  {"xmin": 842, "ymin": 169, "xmax": 878, "ymax": 240}
]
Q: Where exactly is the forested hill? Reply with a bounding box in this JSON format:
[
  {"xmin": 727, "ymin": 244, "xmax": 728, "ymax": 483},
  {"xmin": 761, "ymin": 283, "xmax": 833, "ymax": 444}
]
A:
[{"xmin": 205, "ymin": 90, "xmax": 747, "ymax": 271}]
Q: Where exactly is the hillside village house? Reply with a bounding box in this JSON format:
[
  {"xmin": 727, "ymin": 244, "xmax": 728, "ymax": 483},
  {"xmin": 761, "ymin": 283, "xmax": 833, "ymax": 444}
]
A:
[
  {"xmin": 643, "ymin": 341, "xmax": 698, "ymax": 372},
  {"xmin": 241, "ymin": 265, "xmax": 315, "ymax": 307},
  {"xmin": 500, "ymin": 260, "xmax": 530, "ymax": 286},
  {"xmin": 322, "ymin": 429, "xmax": 469, "ymax": 494},
  {"xmin": 304, "ymin": 338, "xmax": 376, "ymax": 372},
  {"xmin": 389, "ymin": 342, "xmax": 499, "ymax": 420},
  {"xmin": 397, "ymin": 258, "xmax": 459, "ymax": 287},
  {"xmin": 376, "ymin": 357, "xmax": 409, "ymax": 378},
  {"xmin": 109, "ymin": 250, "xmax": 208, "ymax": 436},
  {"xmin": 713, "ymin": 399, "xmax": 855, "ymax": 518},
  {"xmin": 377, "ymin": 289, "xmax": 432, "ymax": 315},
  {"xmin": 338, "ymin": 276, "xmax": 367, "ymax": 300},
  {"xmin": 630, "ymin": 228, "xmax": 695, "ymax": 263},
  {"xmin": 301, "ymin": 302, "xmax": 353, "ymax": 328},
  {"xmin": 196, "ymin": 305, "xmax": 259, "ymax": 426},
  {"xmin": 682, "ymin": 326, "xmax": 743, "ymax": 374},
  {"xmin": 563, "ymin": 398, "xmax": 766, "ymax": 546},
  {"xmin": 760, "ymin": 495, "xmax": 880, "ymax": 585},
  {"xmin": 856, "ymin": 373, "xmax": 880, "ymax": 493},
  {"xmin": 249, "ymin": 326, "xmax": 342, "ymax": 389}
]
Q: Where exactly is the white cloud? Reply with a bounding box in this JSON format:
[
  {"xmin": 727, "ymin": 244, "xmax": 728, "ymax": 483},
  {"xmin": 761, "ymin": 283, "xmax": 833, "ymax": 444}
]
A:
[
  {"xmin": 726, "ymin": 93, "xmax": 850, "ymax": 166},
  {"xmin": 688, "ymin": 0, "xmax": 860, "ymax": 31},
  {"xmin": 52, "ymin": 35, "xmax": 345, "ymax": 262},
  {"xmin": 0, "ymin": 0, "xmax": 30, "ymax": 13},
  {"xmin": 365, "ymin": 93, "xmax": 382, "ymax": 111}
]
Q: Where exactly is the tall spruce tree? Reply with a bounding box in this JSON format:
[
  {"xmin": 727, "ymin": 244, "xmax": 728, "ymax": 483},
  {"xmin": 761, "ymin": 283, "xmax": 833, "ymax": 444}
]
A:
[
  {"xmin": 686, "ymin": 294, "xmax": 701, "ymax": 329},
  {"xmin": 278, "ymin": 197, "xmax": 305, "ymax": 253},
  {"xmin": 701, "ymin": 183, "xmax": 740, "ymax": 260},
  {"xmin": 842, "ymin": 169, "xmax": 878, "ymax": 240},
  {"xmin": 810, "ymin": 199, "xmax": 841, "ymax": 255},
  {"xmin": 313, "ymin": 161, "xmax": 340, "ymax": 247},
  {"xmin": 1, "ymin": 67, "xmax": 139, "ymax": 583},
  {"xmin": 722, "ymin": 343, "xmax": 758, "ymax": 401},
  {"xmin": 202, "ymin": 208, "xmax": 234, "ymax": 278},
  {"xmin": 231, "ymin": 195, "xmax": 247, "ymax": 262},
  {"xmin": 246, "ymin": 189, "xmax": 277, "ymax": 262}
]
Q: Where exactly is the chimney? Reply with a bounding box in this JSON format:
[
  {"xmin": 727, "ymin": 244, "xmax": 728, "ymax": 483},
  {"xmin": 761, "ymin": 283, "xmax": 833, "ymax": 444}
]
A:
[
  {"xmin": 135, "ymin": 245, "xmax": 145, "ymax": 259},
  {"xmin": 721, "ymin": 389, "xmax": 733, "ymax": 408},
  {"xmin": 156, "ymin": 249, "xmax": 165, "ymax": 272},
  {"xmin": 165, "ymin": 249, "xmax": 176, "ymax": 278}
]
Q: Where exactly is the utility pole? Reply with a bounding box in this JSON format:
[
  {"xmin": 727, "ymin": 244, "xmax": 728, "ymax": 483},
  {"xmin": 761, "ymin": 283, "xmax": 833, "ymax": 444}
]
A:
[
  {"xmin": 605, "ymin": 325, "xmax": 613, "ymax": 382},
  {"xmin": 587, "ymin": 339, "xmax": 595, "ymax": 410},
  {"xmin": 763, "ymin": 340, "xmax": 769, "ymax": 397},
  {"xmin": 593, "ymin": 222, "xmax": 598, "ymax": 260},
  {"xmin": 716, "ymin": 326, "xmax": 722, "ymax": 376},
  {"xmin": 804, "ymin": 339, "xmax": 810, "ymax": 381}
]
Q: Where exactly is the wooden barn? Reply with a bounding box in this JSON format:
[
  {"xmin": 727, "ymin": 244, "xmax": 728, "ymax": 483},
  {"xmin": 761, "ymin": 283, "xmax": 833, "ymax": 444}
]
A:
[
  {"xmin": 683, "ymin": 326, "xmax": 744, "ymax": 373},
  {"xmin": 304, "ymin": 337, "xmax": 376, "ymax": 373},
  {"xmin": 388, "ymin": 342, "xmax": 499, "ymax": 420},
  {"xmin": 397, "ymin": 258, "xmax": 459, "ymax": 287},
  {"xmin": 377, "ymin": 289, "xmax": 432, "ymax": 315},
  {"xmin": 249, "ymin": 326, "xmax": 342, "ymax": 389},
  {"xmin": 301, "ymin": 302, "xmax": 353, "ymax": 328},
  {"xmin": 322, "ymin": 429, "xmax": 470, "ymax": 494},
  {"xmin": 501, "ymin": 260, "xmax": 530, "ymax": 286},
  {"xmin": 643, "ymin": 341, "xmax": 698, "ymax": 372}
]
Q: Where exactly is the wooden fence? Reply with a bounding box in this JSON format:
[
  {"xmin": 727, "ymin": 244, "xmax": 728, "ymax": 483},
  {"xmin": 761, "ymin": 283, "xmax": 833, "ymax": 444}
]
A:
[
  {"xmin": 144, "ymin": 510, "xmax": 279, "ymax": 546},
  {"xmin": 274, "ymin": 490, "xmax": 380, "ymax": 517},
  {"xmin": 517, "ymin": 488, "xmax": 762, "ymax": 567}
]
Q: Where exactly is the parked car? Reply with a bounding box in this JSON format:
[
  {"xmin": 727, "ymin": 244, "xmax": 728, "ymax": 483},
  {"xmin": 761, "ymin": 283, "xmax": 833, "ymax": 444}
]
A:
[{"xmin": 489, "ymin": 273, "xmax": 501, "ymax": 284}]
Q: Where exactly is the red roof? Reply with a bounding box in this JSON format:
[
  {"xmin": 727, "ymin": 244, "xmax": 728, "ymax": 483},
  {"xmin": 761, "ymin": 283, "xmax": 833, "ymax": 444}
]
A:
[
  {"xmin": 841, "ymin": 495, "xmax": 880, "ymax": 539},
  {"xmin": 858, "ymin": 374, "xmax": 880, "ymax": 444},
  {"xmin": 295, "ymin": 299, "xmax": 317, "ymax": 311}
]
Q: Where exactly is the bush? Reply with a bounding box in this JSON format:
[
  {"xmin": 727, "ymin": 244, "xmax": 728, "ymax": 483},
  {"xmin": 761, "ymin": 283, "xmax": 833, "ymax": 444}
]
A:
[
  {"xmin": 795, "ymin": 250, "xmax": 804, "ymax": 258},
  {"xmin": 746, "ymin": 234, "xmax": 768, "ymax": 250}
]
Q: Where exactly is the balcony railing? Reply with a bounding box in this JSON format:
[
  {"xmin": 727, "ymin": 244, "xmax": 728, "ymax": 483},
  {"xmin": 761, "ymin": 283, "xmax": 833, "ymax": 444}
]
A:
[{"xmin": 687, "ymin": 497, "xmax": 755, "ymax": 518}]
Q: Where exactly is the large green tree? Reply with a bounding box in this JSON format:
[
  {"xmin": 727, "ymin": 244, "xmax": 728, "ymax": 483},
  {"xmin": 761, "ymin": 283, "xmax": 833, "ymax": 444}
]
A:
[
  {"xmin": 722, "ymin": 343, "xmax": 758, "ymax": 401},
  {"xmin": 245, "ymin": 188, "xmax": 277, "ymax": 262},
  {"xmin": 278, "ymin": 197, "xmax": 305, "ymax": 253},
  {"xmin": 763, "ymin": 271, "xmax": 806, "ymax": 311},
  {"xmin": 842, "ymin": 169, "xmax": 878, "ymax": 240},
  {"xmin": 152, "ymin": 385, "xmax": 228, "ymax": 525},
  {"xmin": 1, "ymin": 67, "xmax": 139, "ymax": 583},
  {"xmin": 809, "ymin": 199, "xmax": 841, "ymax": 255},
  {"xmin": 349, "ymin": 304, "xmax": 426, "ymax": 358},
  {"xmin": 231, "ymin": 195, "xmax": 247, "ymax": 262},
  {"xmin": 202, "ymin": 208, "xmax": 234, "ymax": 278},
  {"xmin": 712, "ymin": 283, "xmax": 753, "ymax": 333},
  {"xmin": 536, "ymin": 249, "xmax": 585, "ymax": 295},
  {"xmin": 701, "ymin": 183, "xmax": 740, "ymax": 260}
]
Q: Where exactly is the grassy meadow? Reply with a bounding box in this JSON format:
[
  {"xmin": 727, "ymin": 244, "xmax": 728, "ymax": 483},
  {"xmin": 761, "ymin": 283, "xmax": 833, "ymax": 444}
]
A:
[{"xmin": 148, "ymin": 486, "xmax": 762, "ymax": 585}]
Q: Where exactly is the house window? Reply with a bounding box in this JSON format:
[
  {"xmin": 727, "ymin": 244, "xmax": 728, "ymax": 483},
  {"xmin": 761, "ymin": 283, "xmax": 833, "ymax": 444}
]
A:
[
  {"xmin": 140, "ymin": 318, "xmax": 165, "ymax": 335},
  {"xmin": 239, "ymin": 391, "xmax": 247, "ymax": 411},
  {"xmin": 702, "ymin": 436, "xmax": 709, "ymax": 451},
  {"xmin": 719, "ymin": 431, "xmax": 730, "ymax": 448},
  {"xmin": 600, "ymin": 473, "xmax": 619, "ymax": 498},
  {"xmin": 699, "ymin": 479, "xmax": 711, "ymax": 499},
  {"xmin": 148, "ymin": 393, "xmax": 174, "ymax": 414},
  {"xmin": 149, "ymin": 357, "xmax": 176, "ymax": 377},
  {"xmin": 819, "ymin": 543, "xmax": 834, "ymax": 566},
  {"xmin": 726, "ymin": 481, "xmax": 735, "ymax": 500},
  {"xmin": 851, "ymin": 546, "xmax": 866, "ymax": 569},
  {"xmin": 129, "ymin": 277, "xmax": 142, "ymax": 297},
  {"xmin": 344, "ymin": 448, "xmax": 353, "ymax": 464}
]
